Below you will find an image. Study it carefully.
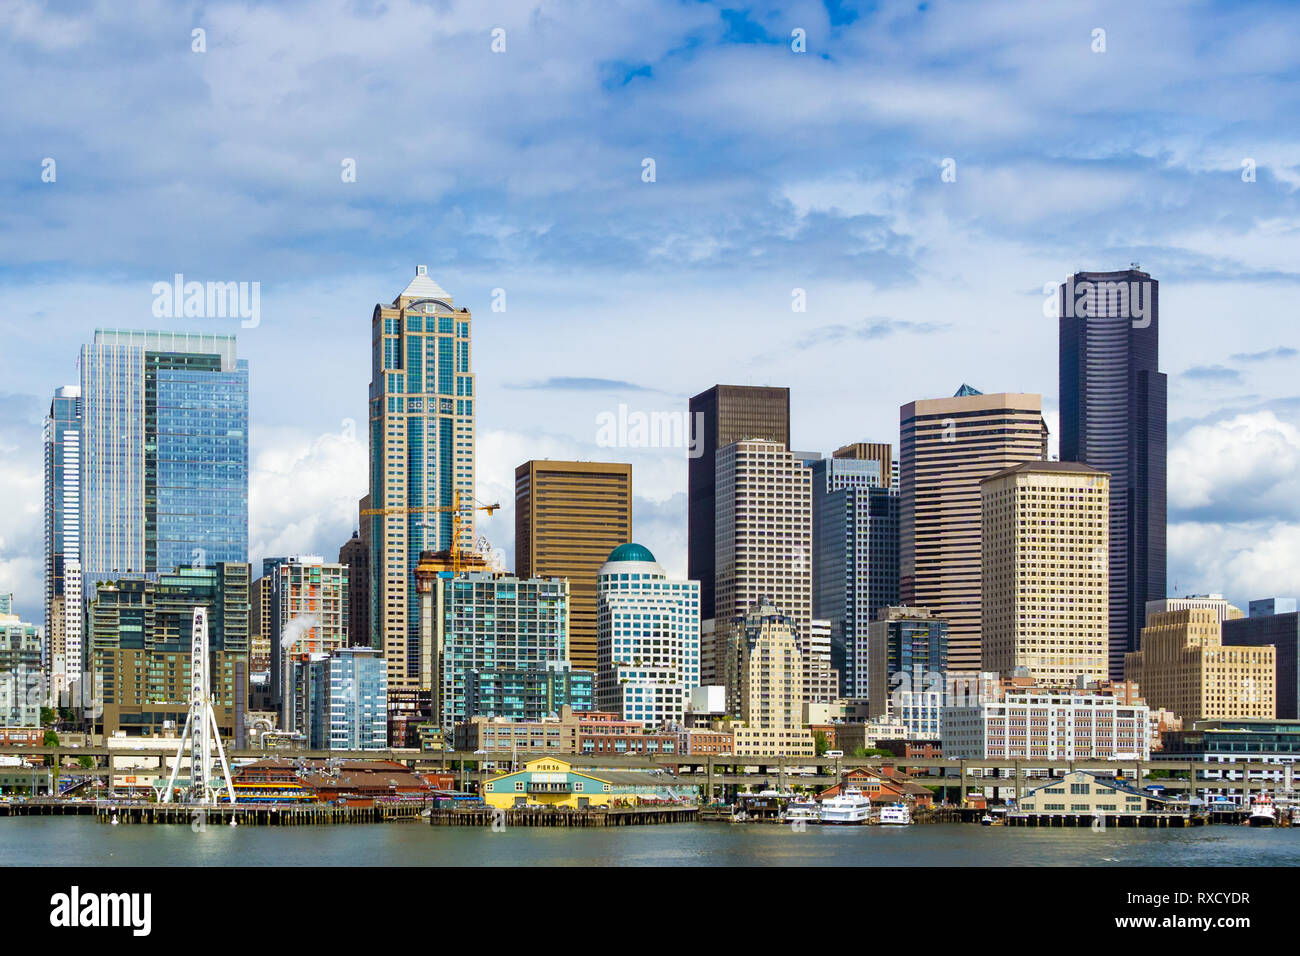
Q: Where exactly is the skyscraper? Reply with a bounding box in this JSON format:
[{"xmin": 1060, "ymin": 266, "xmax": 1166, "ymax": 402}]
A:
[
  {"xmin": 43, "ymin": 385, "xmax": 82, "ymax": 691},
  {"xmin": 80, "ymin": 330, "xmax": 249, "ymax": 591},
  {"xmin": 338, "ymin": 530, "xmax": 370, "ymax": 649},
  {"xmin": 688, "ymin": 385, "xmax": 790, "ymax": 622},
  {"xmin": 810, "ymin": 454, "xmax": 898, "ymax": 698},
  {"xmin": 723, "ymin": 600, "xmax": 815, "ymax": 757},
  {"xmin": 368, "ymin": 267, "xmax": 476, "ymax": 690},
  {"xmin": 981, "ymin": 461, "xmax": 1110, "ymax": 686},
  {"xmin": 266, "ymin": 555, "xmax": 349, "ymax": 727},
  {"xmin": 713, "ymin": 439, "xmax": 812, "ymax": 639},
  {"xmin": 1059, "ymin": 268, "xmax": 1167, "ymax": 677},
  {"xmin": 515, "ymin": 459, "xmax": 632, "ymax": 670},
  {"xmin": 595, "ymin": 543, "xmax": 700, "ymax": 727},
  {"xmin": 833, "ymin": 441, "xmax": 895, "ymax": 491},
  {"xmin": 900, "ymin": 386, "xmax": 1048, "ymax": 672}
]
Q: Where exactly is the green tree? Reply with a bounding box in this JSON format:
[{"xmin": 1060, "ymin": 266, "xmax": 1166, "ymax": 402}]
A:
[
  {"xmin": 77, "ymin": 756, "xmax": 93, "ymax": 769},
  {"xmin": 43, "ymin": 730, "xmax": 59, "ymax": 747},
  {"xmin": 40, "ymin": 707, "xmax": 56, "ymax": 727},
  {"xmin": 813, "ymin": 731, "xmax": 828, "ymax": 757}
]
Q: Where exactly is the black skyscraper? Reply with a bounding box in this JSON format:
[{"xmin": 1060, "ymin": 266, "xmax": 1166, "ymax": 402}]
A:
[
  {"xmin": 687, "ymin": 385, "xmax": 790, "ymax": 621},
  {"xmin": 1059, "ymin": 268, "xmax": 1167, "ymax": 678}
]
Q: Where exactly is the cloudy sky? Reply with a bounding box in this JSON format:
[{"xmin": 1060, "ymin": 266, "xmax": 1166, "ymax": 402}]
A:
[{"xmin": 1, "ymin": 0, "xmax": 1299, "ymax": 623}]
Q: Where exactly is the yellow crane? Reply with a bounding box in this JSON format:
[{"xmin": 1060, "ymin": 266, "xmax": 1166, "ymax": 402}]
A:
[{"xmin": 361, "ymin": 489, "xmax": 500, "ymax": 573}]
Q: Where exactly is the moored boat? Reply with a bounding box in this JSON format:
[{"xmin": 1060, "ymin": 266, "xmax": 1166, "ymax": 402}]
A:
[
  {"xmin": 1248, "ymin": 793, "xmax": 1277, "ymax": 827},
  {"xmin": 820, "ymin": 788, "xmax": 871, "ymax": 825},
  {"xmin": 877, "ymin": 802, "xmax": 912, "ymax": 826}
]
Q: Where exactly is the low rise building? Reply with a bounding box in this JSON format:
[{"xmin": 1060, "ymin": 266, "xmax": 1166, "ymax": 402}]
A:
[
  {"xmin": 454, "ymin": 706, "xmax": 678, "ymax": 756},
  {"xmin": 480, "ymin": 756, "xmax": 697, "ymax": 810},
  {"xmin": 678, "ymin": 727, "xmax": 734, "ymax": 755},
  {"xmin": 1016, "ymin": 769, "xmax": 1166, "ymax": 815},
  {"xmin": 942, "ymin": 690, "xmax": 1150, "ymax": 760}
]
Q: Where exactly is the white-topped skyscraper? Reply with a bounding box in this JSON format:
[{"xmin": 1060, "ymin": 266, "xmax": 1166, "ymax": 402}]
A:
[
  {"xmin": 368, "ymin": 267, "xmax": 476, "ymax": 690},
  {"xmin": 43, "ymin": 385, "xmax": 82, "ymax": 691},
  {"xmin": 596, "ymin": 543, "xmax": 701, "ymax": 728}
]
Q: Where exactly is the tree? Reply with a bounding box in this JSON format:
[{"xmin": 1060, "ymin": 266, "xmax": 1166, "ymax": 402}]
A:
[
  {"xmin": 77, "ymin": 756, "xmax": 93, "ymax": 769},
  {"xmin": 813, "ymin": 731, "xmax": 828, "ymax": 757},
  {"xmin": 43, "ymin": 730, "xmax": 59, "ymax": 747},
  {"xmin": 40, "ymin": 707, "xmax": 56, "ymax": 727}
]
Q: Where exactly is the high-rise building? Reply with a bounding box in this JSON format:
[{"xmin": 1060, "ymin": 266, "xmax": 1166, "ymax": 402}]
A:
[
  {"xmin": 713, "ymin": 439, "xmax": 812, "ymax": 643},
  {"xmin": 1145, "ymin": 594, "xmax": 1244, "ymax": 626},
  {"xmin": 417, "ymin": 568, "xmax": 569, "ymax": 731},
  {"xmin": 723, "ymin": 600, "xmax": 815, "ymax": 757},
  {"xmin": 80, "ymin": 330, "xmax": 249, "ymax": 593},
  {"xmin": 811, "ymin": 454, "xmax": 898, "ymax": 697},
  {"xmin": 515, "ymin": 460, "xmax": 632, "ymax": 671},
  {"xmin": 1126, "ymin": 609, "xmax": 1275, "ymax": 724},
  {"xmin": 981, "ymin": 461, "xmax": 1110, "ymax": 686},
  {"xmin": 833, "ymin": 442, "xmax": 895, "ymax": 491},
  {"xmin": 595, "ymin": 543, "xmax": 700, "ymax": 728},
  {"xmin": 339, "ymin": 530, "xmax": 370, "ymax": 649},
  {"xmin": 868, "ymin": 606, "xmax": 949, "ymax": 728},
  {"xmin": 1059, "ymin": 268, "xmax": 1167, "ymax": 677},
  {"xmin": 1250, "ymin": 598, "xmax": 1298, "ymax": 618},
  {"xmin": 267, "ymin": 556, "xmax": 349, "ymax": 728},
  {"xmin": 463, "ymin": 661, "xmax": 594, "ymax": 722},
  {"xmin": 89, "ymin": 563, "xmax": 250, "ymax": 737},
  {"xmin": 0, "ymin": 609, "xmax": 42, "ymax": 728},
  {"xmin": 368, "ymin": 267, "xmax": 476, "ymax": 691},
  {"xmin": 250, "ymin": 574, "xmax": 273, "ymax": 672},
  {"xmin": 802, "ymin": 619, "xmax": 837, "ymax": 705},
  {"xmin": 43, "ymin": 385, "xmax": 82, "ymax": 692},
  {"xmin": 899, "ymin": 386, "xmax": 1048, "ymax": 672},
  {"xmin": 303, "ymin": 647, "xmax": 388, "ymax": 750},
  {"xmin": 688, "ymin": 385, "xmax": 790, "ymax": 622},
  {"xmin": 1224, "ymin": 611, "xmax": 1300, "ymax": 719}
]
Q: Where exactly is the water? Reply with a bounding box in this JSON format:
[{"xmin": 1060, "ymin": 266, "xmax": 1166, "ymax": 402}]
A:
[{"xmin": 3, "ymin": 818, "xmax": 1300, "ymax": 866}]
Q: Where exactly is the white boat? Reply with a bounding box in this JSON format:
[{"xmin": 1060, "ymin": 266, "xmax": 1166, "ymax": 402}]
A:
[
  {"xmin": 877, "ymin": 802, "xmax": 912, "ymax": 826},
  {"xmin": 820, "ymin": 788, "xmax": 871, "ymax": 825},
  {"xmin": 783, "ymin": 800, "xmax": 821, "ymax": 823},
  {"xmin": 1248, "ymin": 793, "xmax": 1277, "ymax": 827}
]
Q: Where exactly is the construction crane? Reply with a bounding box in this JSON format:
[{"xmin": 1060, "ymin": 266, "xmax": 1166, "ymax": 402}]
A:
[{"xmin": 361, "ymin": 488, "xmax": 499, "ymax": 573}]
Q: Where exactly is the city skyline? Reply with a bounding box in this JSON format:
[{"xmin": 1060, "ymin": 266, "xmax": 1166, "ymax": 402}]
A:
[{"xmin": 3, "ymin": 1, "xmax": 1300, "ymax": 623}]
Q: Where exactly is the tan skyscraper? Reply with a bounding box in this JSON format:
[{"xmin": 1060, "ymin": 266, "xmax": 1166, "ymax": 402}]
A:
[
  {"xmin": 368, "ymin": 267, "xmax": 476, "ymax": 690},
  {"xmin": 725, "ymin": 600, "xmax": 814, "ymax": 757},
  {"xmin": 981, "ymin": 461, "xmax": 1110, "ymax": 686},
  {"xmin": 1126, "ymin": 609, "xmax": 1275, "ymax": 723},
  {"xmin": 900, "ymin": 385, "xmax": 1048, "ymax": 672},
  {"xmin": 833, "ymin": 441, "xmax": 894, "ymax": 490},
  {"xmin": 515, "ymin": 460, "xmax": 632, "ymax": 670}
]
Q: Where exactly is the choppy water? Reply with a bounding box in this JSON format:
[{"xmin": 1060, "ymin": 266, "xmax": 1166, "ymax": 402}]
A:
[{"xmin": 3, "ymin": 818, "xmax": 1300, "ymax": 866}]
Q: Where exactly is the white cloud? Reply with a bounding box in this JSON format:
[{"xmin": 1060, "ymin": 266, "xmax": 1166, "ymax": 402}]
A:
[{"xmin": 1169, "ymin": 411, "xmax": 1300, "ymax": 516}]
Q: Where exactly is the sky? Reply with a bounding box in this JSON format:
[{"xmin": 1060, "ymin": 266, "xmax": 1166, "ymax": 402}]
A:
[{"xmin": 2, "ymin": 0, "xmax": 1299, "ymax": 624}]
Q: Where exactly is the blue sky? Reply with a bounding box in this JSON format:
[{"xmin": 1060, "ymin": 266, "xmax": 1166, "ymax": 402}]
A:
[{"xmin": 2, "ymin": 0, "xmax": 1300, "ymax": 622}]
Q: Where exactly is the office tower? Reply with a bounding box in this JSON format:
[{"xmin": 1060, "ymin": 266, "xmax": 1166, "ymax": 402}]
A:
[
  {"xmin": 811, "ymin": 454, "xmax": 898, "ymax": 698},
  {"xmin": 515, "ymin": 459, "xmax": 632, "ymax": 670},
  {"xmin": 1250, "ymin": 598, "xmax": 1298, "ymax": 618},
  {"xmin": 1059, "ymin": 268, "xmax": 1167, "ymax": 678},
  {"xmin": 833, "ymin": 441, "xmax": 895, "ymax": 491},
  {"xmin": 43, "ymin": 385, "xmax": 82, "ymax": 692},
  {"xmin": 339, "ymin": 530, "xmax": 371, "ymax": 649},
  {"xmin": 267, "ymin": 556, "xmax": 349, "ymax": 727},
  {"xmin": 80, "ymin": 330, "xmax": 249, "ymax": 594},
  {"xmin": 724, "ymin": 600, "xmax": 815, "ymax": 757},
  {"xmin": 417, "ymin": 567, "xmax": 569, "ymax": 730},
  {"xmin": 595, "ymin": 543, "xmax": 700, "ymax": 727},
  {"xmin": 1126, "ymin": 609, "xmax": 1275, "ymax": 723},
  {"xmin": 802, "ymin": 619, "xmax": 837, "ymax": 705},
  {"xmin": 89, "ymin": 563, "xmax": 250, "ymax": 737},
  {"xmin": 368, "ymin": 267, "xmax": 476, "ymax": 691},
  {"xmin": 249, "ymin": 575, "xmax": 273, "ymax": 672},
  {"xmin": 1225, "ymin": 611, "xmax": 1300, "ymax": 719},
  {"xmin": 899, "ymin": 386, "xmax": 1048, "ymax": 671},
  {"xmin": 302, "ymin": 647, "xmax": 388, "ymax": 750},
  {"xmin": 464, "ymin": 661, "xmax": 594, "ymax": 722},
  {"xmin": 868, "ymin": 607, "xmax": 950, "ymax": 729},
  {"xmin": 0, "ymin": 608, "xmax": 42, "ymax": 727},
  {"xmin": 688, "ymin": 385, "xmax": 791, "ymax": 621},
  {"xmin": 981, "ymin": 461, "xmax": 1110, "ymax": 686},
  {"xmin": 714, "ymin": 439, "xmax": 812, "ymax": 641},
  {"xmin": 1145, "ymin": 594, "xmax": 1244, "ymax": 626}
]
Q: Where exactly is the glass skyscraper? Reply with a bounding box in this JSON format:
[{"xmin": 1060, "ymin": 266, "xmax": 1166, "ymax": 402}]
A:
[
  {"xmin": 369, "ymin": 268, "xmax": 476, "ymax": 690},
  {"xmin": 43, "ymin": 385, "xmax": 82, "ymax": 688},
  {"xmin": 80, "ymin": 329, "xmax": 249, "ymax": 593},
  {"xmin": 1059, "ymin": 269, "xmax": 1167, "ymax": 677}
]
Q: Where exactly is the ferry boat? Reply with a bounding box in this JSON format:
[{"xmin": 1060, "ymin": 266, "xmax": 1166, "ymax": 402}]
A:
[
  {"xmin": 820, "ymin": 789, "xmax": 871, "ymax": 825},
  {"xmin": 877, "ymin": 802, "xmax": 912, "ymax": 826},
  {"xmin": 1248, "ymin": 793, "xmax": 1277, "ymax": 827},
  {"xmin": 783, "ymin": 800, "xmax": 821, "ymax": 824}
]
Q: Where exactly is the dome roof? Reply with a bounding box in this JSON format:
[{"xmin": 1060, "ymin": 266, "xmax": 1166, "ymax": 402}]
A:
[{"xmin": 606, "ymin": 542, "xmax": 656, "ymax": 563}]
